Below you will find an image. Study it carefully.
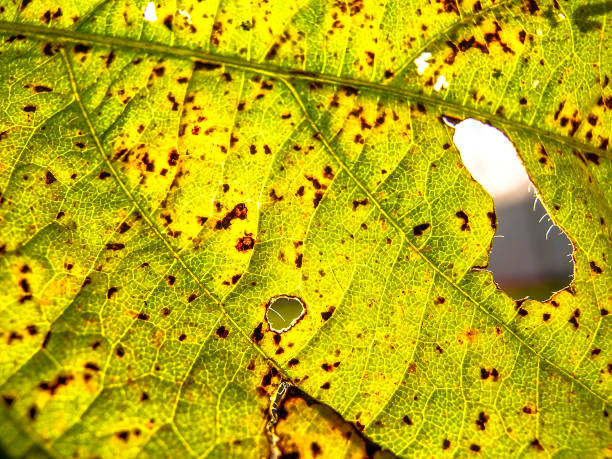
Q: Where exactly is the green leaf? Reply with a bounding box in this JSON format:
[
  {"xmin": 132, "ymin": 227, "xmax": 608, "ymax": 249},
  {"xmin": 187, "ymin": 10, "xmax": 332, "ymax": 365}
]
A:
[{"xmin": 0, "ymin": 0, "xmax": 610, "ymax": 457}]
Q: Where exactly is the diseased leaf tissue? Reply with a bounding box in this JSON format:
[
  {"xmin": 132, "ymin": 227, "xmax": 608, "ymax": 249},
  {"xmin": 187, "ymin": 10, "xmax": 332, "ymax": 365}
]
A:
[{"xmin": 0, "ymin": 0, "xmax": 610, "ymax": 457}]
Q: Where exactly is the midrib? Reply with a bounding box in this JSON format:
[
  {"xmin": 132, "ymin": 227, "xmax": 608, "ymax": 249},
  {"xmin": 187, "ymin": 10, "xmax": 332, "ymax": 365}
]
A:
[{"xmin": 0, "ymin": 20, "xmax": 609, "ymax": 160}]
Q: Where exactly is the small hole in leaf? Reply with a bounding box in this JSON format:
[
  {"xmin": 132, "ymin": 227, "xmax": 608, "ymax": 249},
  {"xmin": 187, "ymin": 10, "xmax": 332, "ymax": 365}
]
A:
[
  {"xmin": 266, "ymin": 296, "xmax": 305, "ymax": 333},
  {"xmin": 453, "ymin": 119, "xmax": 573, "ymax": 300}
]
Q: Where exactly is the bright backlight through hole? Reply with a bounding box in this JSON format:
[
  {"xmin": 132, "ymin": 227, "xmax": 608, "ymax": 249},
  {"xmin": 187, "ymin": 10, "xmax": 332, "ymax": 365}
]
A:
[{"xmin": 453, "ymin": 119, "xmax": 573, "ymax": 300}]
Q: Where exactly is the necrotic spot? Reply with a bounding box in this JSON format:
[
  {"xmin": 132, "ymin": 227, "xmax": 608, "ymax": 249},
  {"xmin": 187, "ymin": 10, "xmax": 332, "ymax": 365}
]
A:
[{"xmin": 265, "ymin": 296, "xmax": 306, "ymax": 333}]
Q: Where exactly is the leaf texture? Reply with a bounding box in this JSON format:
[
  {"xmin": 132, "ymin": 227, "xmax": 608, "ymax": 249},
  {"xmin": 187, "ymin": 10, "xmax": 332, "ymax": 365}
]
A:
[{"xmin": 0, "ymin": 0, "xmax": 610, "ymax": 457}]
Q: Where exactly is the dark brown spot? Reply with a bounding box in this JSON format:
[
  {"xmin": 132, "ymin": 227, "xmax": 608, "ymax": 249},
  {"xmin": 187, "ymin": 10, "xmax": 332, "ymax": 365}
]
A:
[
  {"xmin": 456, "ymin": 210, "xmax": 469, "ymax": 231},
  {"xmin": 106, "ymin": 287, "xmax": 118, "ymax": 299},
  {"xmin": 216, "ymin": 326, "xmax": 229, "ymax": 338},
  {"xmin": 413, "ymin": 223, "xmax": 430, "ymax": 236},
  {"xmin": 321, "ymin": 307, "xmax": 335, "ymax": 321},
  {"xmin": 475, "ymin": 411, "xmax": 489, "ymax": 430},
  {"xmin": 590, "ymin": 261, "xmax": 603, "ymax": 274},
  {"xmin": 73, "ymin": 43, "xmax": 91, "ymax": 53},
  {"xmin": 251, "ymin": 323, "xmax": 264, "ymax": 342},
  {"xmin": 105, "ymin": 243, "xmax": 125, "ymax": 250},
  {"xmin": 352, "ymin": 198, "xmax": 368, "ymax": 210},
  {"xmin": 215, "ymin": 203, "xmax": 248, "ymax": 230},
  {"xmin": 236, "ymin": 235, "xmax": 254, "ymax": 252}
]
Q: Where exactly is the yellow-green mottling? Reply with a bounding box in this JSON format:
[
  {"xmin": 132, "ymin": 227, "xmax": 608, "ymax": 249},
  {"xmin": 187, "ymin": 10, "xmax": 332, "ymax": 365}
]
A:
[{"xmin": 0, "ymin": 0, "xmax": 610, "ymax": 457}]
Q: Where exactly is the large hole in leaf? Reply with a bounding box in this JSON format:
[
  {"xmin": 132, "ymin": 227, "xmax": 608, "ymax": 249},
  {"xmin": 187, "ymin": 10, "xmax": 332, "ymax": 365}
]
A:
[
  {"xmin": 452, "ymin": 119, "xmax": 573, "ymax": 300},
  {"xmin": 266, "ymin": 296, "xmax": 306, "ymax": 333}
]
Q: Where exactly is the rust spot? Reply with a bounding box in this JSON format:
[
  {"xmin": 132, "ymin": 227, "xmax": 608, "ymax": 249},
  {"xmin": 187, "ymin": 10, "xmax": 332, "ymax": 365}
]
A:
[
  {"xmin": 236, "ymin": 234, "xmax": 254, "ymax": 252},
  {"xmin": 215, "ymin": 203, "xmax": 248, "ymax": 230}
]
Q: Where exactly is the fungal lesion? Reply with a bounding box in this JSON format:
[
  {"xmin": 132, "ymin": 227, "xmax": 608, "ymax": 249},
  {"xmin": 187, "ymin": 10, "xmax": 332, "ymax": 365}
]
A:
[{"xmin": 266, "ymin": 296, "xmax": 305, "ymax": 333}]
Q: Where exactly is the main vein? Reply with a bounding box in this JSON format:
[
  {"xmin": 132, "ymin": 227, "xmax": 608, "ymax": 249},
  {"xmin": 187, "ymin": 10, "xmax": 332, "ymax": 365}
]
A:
[{"xmin": 0, "ymin": 21, "xmax": 610, "ymax": 160}]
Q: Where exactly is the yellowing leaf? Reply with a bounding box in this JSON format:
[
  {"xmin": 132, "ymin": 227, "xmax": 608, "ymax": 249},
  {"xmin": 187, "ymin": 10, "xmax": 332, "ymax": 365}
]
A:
[{"xmin": 0, "ymin": 0, "xmax": 610, "ymax": 457}]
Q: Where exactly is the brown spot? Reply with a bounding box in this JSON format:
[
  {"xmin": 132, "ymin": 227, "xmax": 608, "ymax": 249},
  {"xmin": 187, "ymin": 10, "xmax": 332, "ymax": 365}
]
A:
[
  {"xmin": 236, "ymin": 235, "xmax": 254, "ymax": 252},
  {"xmin": 524, "ymin": 0, "xmax": 539, "ymax": 14},
  {"xmin": 487, "ymin": 211, "xmax": 497, "ymax": 229},
  {"xmin": 19, "ymin": 278, "xmax": 31, "ymax": 293},
  {"xmin": 23, "ymin": 105, "xmax": 37, "ymax": 112},
  {"xmin": 456, "ymin": 210, "xmax": 469, "ymax": 231},
  {"xmin": 106, "ymin": 287, "xmax": 118, "ymax": 299},
  {"xmin": 269, "ymin": 189, "xmax": 283, "ymax": 202},
  {"xmin": 73, "ymin": 43, "xmax": 90, "ymax": 53},
  {"xmin": 413, "ymin": 223, "xmax": 430, "ymax": 236},
  {"xmin": 38, "ymin": 374, "xmax": 74, "ymax": 395},
  {"xmin": 470, "ymin": 444, "xmax": 481, "ymax": 452},
  {"xmin": 590, "ymin": 261, "xmax": 603, "ymax": 274},
  {"xmin": 215, "ymin": 203, "xmax": 248, "ymax": 229},
  {"xmin": 313, "ymin": 191, "xmax": 324, "ymax": 208},
  {"xmin": 530, "ymin": 439, "xmax": 544, "ymax": 451},
  {"xmin": 98, "ymin": 171, "xmax": 111, "ymax": 180},
  {"xmin": 311, "ymin": 442, "xmax": 322, "ymax": 457},
  {"xmin": 137, "ymin": 313, "xmax": 149, "ymax": 320},
  {"xmin": 352, "ymin": 198, "xmax": 368, "ymax": 210},
  {"xmin": 41, "ymin": 331, "xmax": 51, "ymax": 349},
  {"xmin": 295, "ymin": 254, "xmax": 303, "ymax": 268},
  {"xmin": 442, "ymin": 439, "xmax": 451, "ymax": 449},
  {"xmin": 105, "ymin": 243, "xmax": 125, "ymax": 250},
  {"xmin": 402, "ymin": 415, "xmax": 413, "ymax": 425},
  {"xmin": 216, "ymin": 326, "xmax": 229, "ymax": 338},
  {"xmin": 320, "ymin": 382, "xmax": 330, "ymax": 389},
  {"xmin": 288, "ymin": 358, "xmax": 299, "ymax": 367},
  {"xmin": 321, "ymin": 307, "xmax": 335, "ymax": 321},
  {"xmin": 475, "ymin": 411, "xmax": 489, "ymax": 430},
  {"xmin": 163, "ymin": 15, "xmax": 173, "ymax": 31},
  {"xmin": 251, "ymin": 323, "xmax": 264, "ymax": 342}
]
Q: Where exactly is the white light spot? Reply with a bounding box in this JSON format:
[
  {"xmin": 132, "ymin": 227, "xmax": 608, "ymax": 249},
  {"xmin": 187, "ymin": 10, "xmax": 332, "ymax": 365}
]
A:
[
  {"xmin": 533, "ymin": 80, "xmax": 539, "ymax": 88},
  {"xmin": 559, "ymin": 13, "xmax": 565, "ymax": 19},
  {"xmin": 536, "ymin": 29, "xmax": 543, "ymax": 36},
  {"xmin": 179, "ymin": 9, "xmax": 192, "ymax": 24},
  {"xmin": 453, "ymin": 119, "xmax": 531, "ymax": 204},
  {"xmin": 433, "ymin": 75, "xmax": 449, "ymax": 92},
  {"xmin": 143, "ymin": 1, "xmax": 157, "ymax": 22},
  {"xmin": 414, "ymin": 52, "xmax": 432, "ymax": 75}
]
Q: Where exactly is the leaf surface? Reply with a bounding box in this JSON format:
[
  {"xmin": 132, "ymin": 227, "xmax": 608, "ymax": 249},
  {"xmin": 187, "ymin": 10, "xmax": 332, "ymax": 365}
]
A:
[{"xmin": 0, "ymin": 0, "xmax": 610, "ymax": 457}]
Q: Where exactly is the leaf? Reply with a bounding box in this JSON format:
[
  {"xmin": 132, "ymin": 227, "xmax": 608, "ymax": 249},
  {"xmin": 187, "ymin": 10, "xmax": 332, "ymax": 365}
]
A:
[{"xmin": 0, "ymin": 0, "xmax": 610, "ymax": 457}]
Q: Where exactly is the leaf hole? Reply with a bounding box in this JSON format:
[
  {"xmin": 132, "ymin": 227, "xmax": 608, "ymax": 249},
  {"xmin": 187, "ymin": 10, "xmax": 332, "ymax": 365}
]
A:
[
  {"xmin": 453, "ymin": 119, "xmax": 573, "ymax": 300},
  {"xmin": 265, "ymin": 296, "xmax": 305, "ymax": 333}
]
